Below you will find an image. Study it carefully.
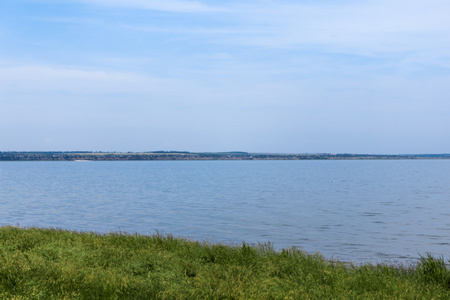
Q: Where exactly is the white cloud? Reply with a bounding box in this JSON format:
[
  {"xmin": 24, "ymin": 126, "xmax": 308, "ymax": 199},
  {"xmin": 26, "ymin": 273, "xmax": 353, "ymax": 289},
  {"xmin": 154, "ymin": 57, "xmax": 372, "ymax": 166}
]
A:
[
  {"xmin": 0, "ymin": 65, "xmax": 181, "ymax": 96},
  {"xmin": 43, "ymin": 1, "xmax": 450, "ymax": 63},
  {"xmin": 120, "ymin": 24, "xmax": 253, "ymax": 36},
  {"xmin": 0, "ymin": 64, "xmax": 280, "ymax": 108},
  {"xmin": 229, "ymin": 0, "xmax": 450, "ymax": 55},
  {"xmin": 107, "ymin": 0, "xmax": 450, "ymax": 73},
  {"xmin": 79, "ymin": 0, "xmax": 223, "ymax": 13}
]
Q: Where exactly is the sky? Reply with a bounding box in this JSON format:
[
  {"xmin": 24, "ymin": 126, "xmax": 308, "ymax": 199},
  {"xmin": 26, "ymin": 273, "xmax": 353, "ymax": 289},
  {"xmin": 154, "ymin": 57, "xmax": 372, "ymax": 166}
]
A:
[{"xmin": 1, "ymin": 0, "xmax": 449, "ymax": 154}]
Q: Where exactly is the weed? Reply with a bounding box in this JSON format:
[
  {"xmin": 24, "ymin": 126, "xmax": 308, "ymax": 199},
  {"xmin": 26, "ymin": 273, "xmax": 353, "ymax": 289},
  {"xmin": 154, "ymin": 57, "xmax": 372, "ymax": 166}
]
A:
[{"xmin": 0, "ymin": 226, "xmax": 449, "ymax": 299}]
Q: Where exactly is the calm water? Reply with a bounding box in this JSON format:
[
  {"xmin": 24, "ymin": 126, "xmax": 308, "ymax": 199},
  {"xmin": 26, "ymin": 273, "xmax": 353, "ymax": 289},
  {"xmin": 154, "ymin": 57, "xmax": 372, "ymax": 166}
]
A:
[{"xmin": 1, "ymin": 160, "xmax": 449, "ymax": 264}]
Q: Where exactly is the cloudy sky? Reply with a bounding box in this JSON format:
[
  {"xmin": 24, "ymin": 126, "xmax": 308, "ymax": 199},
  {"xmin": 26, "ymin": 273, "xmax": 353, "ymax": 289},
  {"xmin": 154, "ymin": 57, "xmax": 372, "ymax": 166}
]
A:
[{"xmin": 1, "ymin": 0, "xmax": 449, "ymax": 153}]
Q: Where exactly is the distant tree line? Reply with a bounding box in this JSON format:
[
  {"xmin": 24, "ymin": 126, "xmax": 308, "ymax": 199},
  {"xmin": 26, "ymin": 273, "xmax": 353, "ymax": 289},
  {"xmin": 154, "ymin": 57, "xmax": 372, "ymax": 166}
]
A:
[{"xmin": 1, "ymin": 152, "xmax": 450, "ymax": 161}]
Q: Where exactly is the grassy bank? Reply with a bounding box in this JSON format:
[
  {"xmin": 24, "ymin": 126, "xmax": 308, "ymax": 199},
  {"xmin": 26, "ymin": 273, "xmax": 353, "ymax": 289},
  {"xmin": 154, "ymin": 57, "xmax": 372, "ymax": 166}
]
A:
[{"xmin": 0, "ymin": 226, "xmax": 449, "ymax": 299}]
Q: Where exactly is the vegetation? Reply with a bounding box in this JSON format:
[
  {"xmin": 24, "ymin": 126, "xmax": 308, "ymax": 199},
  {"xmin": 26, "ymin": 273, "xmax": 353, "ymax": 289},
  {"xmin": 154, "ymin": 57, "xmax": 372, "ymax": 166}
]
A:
[
  {"xmin": 0, "ymin": 226, "xmax": 449, "ymax": 299},
  {"xmin": 1, "ymin": 151, "xmax": 450, "ymax": 161}
]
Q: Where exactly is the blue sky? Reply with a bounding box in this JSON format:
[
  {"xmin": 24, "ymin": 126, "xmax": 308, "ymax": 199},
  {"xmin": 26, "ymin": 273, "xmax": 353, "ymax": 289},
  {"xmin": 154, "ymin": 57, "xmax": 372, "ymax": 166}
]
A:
[{"xmin": 1, "ymin": 0, "xmax": 449, "ymax": 153}]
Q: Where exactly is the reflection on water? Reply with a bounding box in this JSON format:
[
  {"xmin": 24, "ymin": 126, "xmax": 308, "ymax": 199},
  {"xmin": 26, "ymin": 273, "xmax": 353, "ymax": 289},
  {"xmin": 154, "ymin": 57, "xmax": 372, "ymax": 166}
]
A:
[{"xmin": 1, "ymin": 159, "xmax": 450, "ymax": 264}]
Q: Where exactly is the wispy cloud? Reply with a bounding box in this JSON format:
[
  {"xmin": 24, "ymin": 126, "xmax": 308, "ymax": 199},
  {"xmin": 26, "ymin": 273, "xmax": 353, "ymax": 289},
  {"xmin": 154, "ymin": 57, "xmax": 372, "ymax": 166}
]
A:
[
  {"xmin": 201, "ymin": 0, "xmax": 449, "ymax": 57},
  {"xmin": 0, "ymin": 65, "xmax": 182, "ymax": 96},
  {"xmin": 120, "ymin": 24, "xmax": 254, "ymax": 36},
  {"xmin": 43, "ymin": 1, "xmax": 450, "ymax": 58},
  {"xmin": 78, "ymin": 0, "xmax": 223, "ymax": 13},
  {"xmin": 2, "ymin": 0, "xmax": 450, "ymax": 152},
  {"xmin": 109, "ymin": 0, "xmax": 450, "ymax": 69}
]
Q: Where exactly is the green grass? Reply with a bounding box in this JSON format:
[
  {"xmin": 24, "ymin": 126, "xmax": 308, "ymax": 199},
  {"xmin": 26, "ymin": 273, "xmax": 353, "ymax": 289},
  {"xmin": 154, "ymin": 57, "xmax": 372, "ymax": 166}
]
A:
[{"xmin": 0, "ymin": 226, "xmax": 449, "ymax": 299}]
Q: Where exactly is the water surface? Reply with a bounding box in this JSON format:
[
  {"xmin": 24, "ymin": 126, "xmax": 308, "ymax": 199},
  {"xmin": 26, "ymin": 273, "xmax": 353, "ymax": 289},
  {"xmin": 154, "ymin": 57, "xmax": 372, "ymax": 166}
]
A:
[{"xmin": 1, "ymin": 160, "xmax": 449, "ymax": 263}]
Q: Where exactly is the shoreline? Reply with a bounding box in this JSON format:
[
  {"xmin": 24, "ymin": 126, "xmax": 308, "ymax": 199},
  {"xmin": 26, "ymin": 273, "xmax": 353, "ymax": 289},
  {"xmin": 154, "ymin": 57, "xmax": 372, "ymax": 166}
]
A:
[
  {"xmin": 0, "ymin": 226, "xmax": 449, "ymax": 298},
  {"xmin": 1, "ymin": 151, "xmax": 450, "ymax": 161}
]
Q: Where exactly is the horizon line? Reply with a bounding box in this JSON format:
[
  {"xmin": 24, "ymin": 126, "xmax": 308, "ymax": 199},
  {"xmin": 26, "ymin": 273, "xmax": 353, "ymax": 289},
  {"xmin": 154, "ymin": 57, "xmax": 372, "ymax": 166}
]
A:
[{"xmin": 1, "ymin": 151, "xmax": 450, "ymax": 156}]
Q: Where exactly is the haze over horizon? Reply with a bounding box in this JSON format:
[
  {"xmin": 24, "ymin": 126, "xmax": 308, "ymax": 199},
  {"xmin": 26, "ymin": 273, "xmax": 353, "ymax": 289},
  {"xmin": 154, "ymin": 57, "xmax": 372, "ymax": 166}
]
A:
[{"xmin": 1, "ymin": 1, "xmax": 449, "ymax": 154}]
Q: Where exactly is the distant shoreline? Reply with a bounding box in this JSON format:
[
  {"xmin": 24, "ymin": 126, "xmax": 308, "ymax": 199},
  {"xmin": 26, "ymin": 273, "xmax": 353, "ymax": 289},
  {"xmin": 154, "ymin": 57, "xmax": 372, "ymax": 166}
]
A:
[{"xmin": 1, "ymin": 151, "xmax": 450, "ymax": 161}]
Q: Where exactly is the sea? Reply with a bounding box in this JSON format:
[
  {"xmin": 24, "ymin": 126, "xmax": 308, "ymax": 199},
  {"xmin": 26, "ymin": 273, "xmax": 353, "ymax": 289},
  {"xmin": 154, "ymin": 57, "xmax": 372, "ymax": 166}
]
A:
[{"xmin": 1, "ymin": 159, "xmax": 449, "ymax": 264}]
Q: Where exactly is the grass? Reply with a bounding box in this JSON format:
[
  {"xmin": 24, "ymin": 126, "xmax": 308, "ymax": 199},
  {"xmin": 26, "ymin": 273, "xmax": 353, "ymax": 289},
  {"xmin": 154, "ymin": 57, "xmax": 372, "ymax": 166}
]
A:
[{"xmin": 0, "ymin": 226, "xmax": 449, "ymax": 299}]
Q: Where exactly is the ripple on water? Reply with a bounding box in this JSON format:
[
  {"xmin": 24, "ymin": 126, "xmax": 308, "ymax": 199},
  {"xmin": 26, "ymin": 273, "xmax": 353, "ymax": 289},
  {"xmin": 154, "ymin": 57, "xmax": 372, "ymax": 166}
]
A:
[{"xmin": 1, "ymin": 159, "xmax": 450, "ymax": 264}]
